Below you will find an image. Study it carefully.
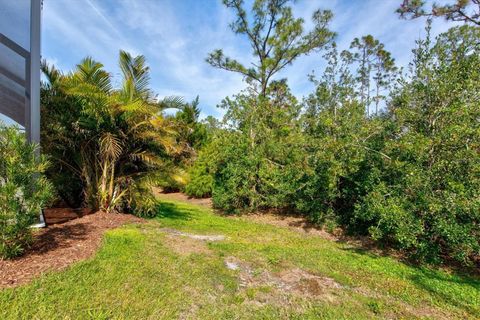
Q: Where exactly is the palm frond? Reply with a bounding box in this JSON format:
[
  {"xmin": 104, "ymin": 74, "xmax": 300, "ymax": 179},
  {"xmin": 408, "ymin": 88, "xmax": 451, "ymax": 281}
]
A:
[
  {"xmin": 41, "ymin": 59, "xmax": 63, "ymax": 86},
  {"xmin": 129, "ymin": 150, "xmax": 164, "ymax": 167},
  {"xmin": 119, "ymin": 50, "xmax": 151, "ymax": 101},
  {"xmin": 157, "ymin": 96, "xmax": 185, "ymax": 111},
  {"xmin": 100, "ymin": 133, "xmax": 123, "ymax": 160},
  {"xmin": 73, "ymin": 57, "xmax": 112, "ymax": 93}
]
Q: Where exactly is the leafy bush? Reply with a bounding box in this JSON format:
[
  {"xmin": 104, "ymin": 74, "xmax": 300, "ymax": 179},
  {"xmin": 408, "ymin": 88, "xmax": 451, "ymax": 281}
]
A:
[
  {"xmin": 209, "ymin": 83, "xmax": 306, "ymax": 213},
  {"xmin": 211, "ymin": 132, "xmax": 259, "ymax": 213},
  {"xmin": 352, "ymin": 26, "xmax": 480, "ymax": 265},
  {"xmin": 155, "ymin": 165, "xmax": 189, "ymax": 193},
  {"xmin": 185, "ymin": 150, "xmax": 214, "ymax": 198},
  {"xmin": 201, "ymin": 24, "xmax": 480, "ymax": 266},
  {"xmin": 0, "ymin": 125, "xmax": 54, "ymax": 258}
]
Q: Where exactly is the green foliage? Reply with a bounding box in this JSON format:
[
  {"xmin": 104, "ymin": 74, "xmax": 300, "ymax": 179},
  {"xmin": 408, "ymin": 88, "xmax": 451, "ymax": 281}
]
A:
[
  {"xmin": 156, "ymin": 96, "xmax": 210, "ymax": 193},
  {"xmin": 0, "ymin": 125, "xmax": 54, "ymax": 258},
  {"xmin": 185, "ymin": 148, "xmax": 215, "ymax": 198},
  {"xmin": 156, "ymin": 164, "xmax": 189, "ymax": 193},
  {"xmin": 353, "ymin": 25, "xmax": 480, "ymax": 265},
  {"xmin": 173, "ymin": 96, "xmax": 208, "ymax": 152},
  {"xmin": 398, "ymin": 0, "xmax": 480, "ymax": 26},
  {"xmin": 211, "ymin": 130, "xmax": 260, "ymax": 212},
  {"xmin": 205, "ymin": 0, "xmax": 329, "ymax": 212},
  {"xmin": 297, "ymin": 43, "xmax": 381, "ymax": 223},
  {"xmin": 200, "ymin": 9, "xmax": 480, "ymax": 265},
  {"xmin": 297, "ymin": 25, "xmax": 480, "ymax": 265},
  {"xmin": 211, "ymin": 82, "xmax": 306, "ymax": 212},
  {"xmin": 41, "ymin": 51, "xmax": 182, "ymax": 214}
]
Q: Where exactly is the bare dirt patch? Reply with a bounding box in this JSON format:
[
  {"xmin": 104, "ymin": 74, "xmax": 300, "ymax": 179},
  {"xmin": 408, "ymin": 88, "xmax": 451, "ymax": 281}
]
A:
[
  {"xmin": 162, "ymin": 235, "xmax": 212, "ymax": 256},
  {"xmin": 158, "ymin": 228, "xmax": 225, "ymax": 256},
  {"xmin": 277, "ymin": 268, "xmax": 343, "ymax": 295},
  {"xmin": 224, "ymin": 257, "xmax": 343, "ymax": 299},
  {"xmin": 243, "ymin": 213, "xmax": 340, "ymax": 241},
  {"xmin": 159, "ymin": 228, "xmax": 226, "ymax": 241},
  {"xmin": 224, "ymin": 257, "xmax": 452, "ymax": 318},
  {"xmin": 0, "ymin": 211, "xmax": 143, "ymax": 288}
]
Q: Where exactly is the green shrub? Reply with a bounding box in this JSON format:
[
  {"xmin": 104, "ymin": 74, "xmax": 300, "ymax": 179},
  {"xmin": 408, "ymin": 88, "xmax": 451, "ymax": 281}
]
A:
[
  {"xmin": 211, "ymin": 133, "xmax": 257, "ymax": 213},
  {"xmin": 351, "ymin": 26, "xmax": 480, "ymax": 265},
  {"xmin": 185, "ymin": 150, "xmax": 213, "ymax": 198},
  {"xmin": 208, "ymin": 83, "xmax": 306, "ymax": 213},
  {"xmin": 0, "ymin": 125, "xmax": 54, "ymax": 258}
]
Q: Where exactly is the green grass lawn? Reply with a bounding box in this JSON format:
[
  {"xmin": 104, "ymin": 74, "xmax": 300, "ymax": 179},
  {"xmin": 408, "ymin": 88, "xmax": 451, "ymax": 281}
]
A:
[{"xmin": 1, "ymin": 198, "xmax": 479, "ymax": 319}]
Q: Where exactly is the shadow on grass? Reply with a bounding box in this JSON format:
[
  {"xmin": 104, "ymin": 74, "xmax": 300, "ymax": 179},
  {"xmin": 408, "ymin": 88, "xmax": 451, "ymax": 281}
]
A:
[
  {"xmin": 409, "ymin": 268, "xmax": 480, "ymax": 315},
  {"xmin": 152, "ymin": 202, "xmax": 194, "ymax": 221},
  {"xmin": 342, "ymin": 246, "xmax": 480, "ymax": 315}
]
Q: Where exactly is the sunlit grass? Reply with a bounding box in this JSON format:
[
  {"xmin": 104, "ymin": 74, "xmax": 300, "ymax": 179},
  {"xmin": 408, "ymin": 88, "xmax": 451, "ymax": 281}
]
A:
[{"xmin": 0, "ymin": 199, "xmax": 478, "ymax": 319}]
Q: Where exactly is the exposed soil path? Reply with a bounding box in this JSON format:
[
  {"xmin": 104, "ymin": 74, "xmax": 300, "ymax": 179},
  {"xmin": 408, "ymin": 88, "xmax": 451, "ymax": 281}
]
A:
[{"xmin": 0, "ymin": 211, "xmax": 143, "ymax": 288}]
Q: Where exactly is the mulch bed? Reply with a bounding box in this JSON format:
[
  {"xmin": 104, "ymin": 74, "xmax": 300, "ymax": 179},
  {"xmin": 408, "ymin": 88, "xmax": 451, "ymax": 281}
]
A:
[{"xmin": 0, "ymin": 211, "xmax": 143, "ymax": 288}]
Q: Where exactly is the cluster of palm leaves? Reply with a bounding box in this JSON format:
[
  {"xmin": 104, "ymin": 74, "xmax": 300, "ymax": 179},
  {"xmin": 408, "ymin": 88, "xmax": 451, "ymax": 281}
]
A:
[{"xmin": 41, "ymin": 51, "xmax": 184, "ymax": 215}]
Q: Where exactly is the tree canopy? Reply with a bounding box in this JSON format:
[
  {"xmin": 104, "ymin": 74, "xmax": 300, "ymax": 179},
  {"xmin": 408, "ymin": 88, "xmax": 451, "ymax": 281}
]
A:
[{"xmin": 207, "ymin": 0, "xmax": 335, "ymax": 96}]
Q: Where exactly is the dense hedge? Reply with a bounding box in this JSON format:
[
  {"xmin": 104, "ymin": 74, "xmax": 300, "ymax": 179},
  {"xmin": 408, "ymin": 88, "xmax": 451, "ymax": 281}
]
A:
[{"xmin": 186, "ymin": 26, "xmax": 480, "ymax": 266}]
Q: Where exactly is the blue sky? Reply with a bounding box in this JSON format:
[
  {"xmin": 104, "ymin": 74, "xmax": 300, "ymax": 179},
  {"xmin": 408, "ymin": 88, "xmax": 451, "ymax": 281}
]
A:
[{"xmin": 42, "ymin": 0, "xmax": 455, "ymax": 119}]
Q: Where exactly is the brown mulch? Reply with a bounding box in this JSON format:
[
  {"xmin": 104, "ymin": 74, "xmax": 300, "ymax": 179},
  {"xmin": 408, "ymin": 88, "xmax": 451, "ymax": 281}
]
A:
[
  {"xmin": 0, "ymin": 211, "xmax": 143, "ymax": 288},
  {"xmin": 241, "ymin": 212, "xmax": 341, "ymax": 241}
]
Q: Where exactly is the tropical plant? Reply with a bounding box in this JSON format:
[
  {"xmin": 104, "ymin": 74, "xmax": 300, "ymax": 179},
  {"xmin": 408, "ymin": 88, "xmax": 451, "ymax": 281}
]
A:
[
  {"xmin": 41, "ymin": 51, "xmax": 183, "ymax": 215},
  {"xmin": 0, "ymin": 124, "xmax": 54, "ymax": 258}
]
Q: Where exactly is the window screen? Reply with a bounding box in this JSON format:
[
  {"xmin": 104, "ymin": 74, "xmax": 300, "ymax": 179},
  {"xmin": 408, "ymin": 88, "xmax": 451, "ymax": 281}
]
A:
[{"xmin": 0, "ymin": 0, "xmax": 36, "ymax": 132}]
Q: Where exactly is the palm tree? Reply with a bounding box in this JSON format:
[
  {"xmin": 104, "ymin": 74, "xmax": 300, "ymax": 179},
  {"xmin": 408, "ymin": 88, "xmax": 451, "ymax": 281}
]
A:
[{"xmin": 41, "ymin": 51, "xmax": 185, "ymax": 215}]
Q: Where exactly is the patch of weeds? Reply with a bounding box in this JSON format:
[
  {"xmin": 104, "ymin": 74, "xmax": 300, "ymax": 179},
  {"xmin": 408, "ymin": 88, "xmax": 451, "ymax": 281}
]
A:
[
  {"xmin": 267, "ymin": 255, "xmax": 281, "ymax": 266},
  {"xmin": 367, "ymin": 300, "xmax": 383, "ymax": 315},
  {"xmin": 86, "ymin": 309, "xmax": 114, "ymax": 319},
  {"xmin": 245, "ymin": 287, "xmax": 257, "ymax": 300},
  {"xmin": 252, "ymin": 268, "xmax": 264, "ymax": 278},
  {"xmin": 324, "ymin": 219, "xmax": 339, "ymax": 234}
]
